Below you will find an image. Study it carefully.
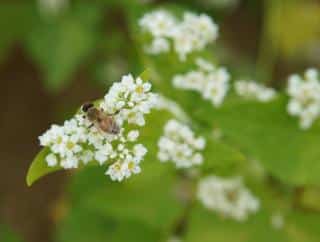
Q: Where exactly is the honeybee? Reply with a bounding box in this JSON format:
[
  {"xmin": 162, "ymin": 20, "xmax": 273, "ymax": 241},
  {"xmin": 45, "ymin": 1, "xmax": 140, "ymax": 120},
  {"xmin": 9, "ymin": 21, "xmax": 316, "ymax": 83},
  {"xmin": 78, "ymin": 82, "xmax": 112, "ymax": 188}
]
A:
[{"xmin": 82, "ymin": 102, "xmax": 120, "ymax": 135}]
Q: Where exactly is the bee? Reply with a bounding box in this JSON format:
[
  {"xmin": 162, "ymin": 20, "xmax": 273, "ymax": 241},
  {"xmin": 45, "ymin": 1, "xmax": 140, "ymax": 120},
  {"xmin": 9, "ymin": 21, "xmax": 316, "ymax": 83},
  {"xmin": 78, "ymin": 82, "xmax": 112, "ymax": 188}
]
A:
[{"xmin": 82, "ymin": 102, "xmax": 120, "ymax": 135}]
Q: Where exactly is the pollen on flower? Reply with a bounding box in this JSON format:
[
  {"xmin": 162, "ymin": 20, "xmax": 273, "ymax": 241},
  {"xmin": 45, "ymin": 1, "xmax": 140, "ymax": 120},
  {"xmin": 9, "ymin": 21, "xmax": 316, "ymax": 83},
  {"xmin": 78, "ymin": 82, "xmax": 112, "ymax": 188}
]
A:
[
  {"xmin": 139, "ymin": 10, "xmax": 218, "ymax": 61},
  {"xmin": 197, "ymin": 175, "xmax": 260, "ymax": 221},
  {"xmin": 234, "ymin": 80, "xmax": 276, "ymax": 102},
  {"xmin": 157, "ymin": 119, "xmax": 206, "ymax": 168},
  {"xmin": 38, "ymin": 74, "xmax": 157, "ymax": 182},
  {"xmin": 172, "ymin": 58, "xmax": 230, "ymax": 107},
  {"xmin": 287, "ymin": 68, "xmax": 320, "ymax": 129}
]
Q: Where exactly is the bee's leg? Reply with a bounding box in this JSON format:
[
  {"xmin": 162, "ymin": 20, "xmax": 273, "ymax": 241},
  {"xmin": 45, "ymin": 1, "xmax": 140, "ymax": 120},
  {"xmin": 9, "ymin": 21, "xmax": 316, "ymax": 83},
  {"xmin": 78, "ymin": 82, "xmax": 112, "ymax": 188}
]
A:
[
  {"xmin": 88, "ymin": 123, "xmax": 94, "ymax": 129},
  {"xmin": 111, "ymin": 110, "xmax": 120, "ymax": 115}
]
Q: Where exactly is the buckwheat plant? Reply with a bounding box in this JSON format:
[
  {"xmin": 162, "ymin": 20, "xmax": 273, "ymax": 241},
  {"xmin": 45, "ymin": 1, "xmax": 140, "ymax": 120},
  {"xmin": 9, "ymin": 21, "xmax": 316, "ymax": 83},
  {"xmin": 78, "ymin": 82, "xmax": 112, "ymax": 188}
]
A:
[
  {"xmin": 139, "ymin": 10, "xmax": 218, "ymax": 61},
  {"xmin": 234, "ymin": 80, "xmax": 276, "ymax": 102},
  {"xmin": 39, "ymin": 74, "xmax": 157, "ymax": 181},
  {"xmin": 157, "ymin": 119, "xmax": 206, "ymax": 168},
  {"xmin": 287, "ymin": 68, "xmax": 320, "ymax": 129},
  {"xmin": 197, "ymin": 176, "xmax": 260, "ymax": 221},
  {"xmin": 172, "ymin": 58, "xmax": 230, "ymax": 107}
]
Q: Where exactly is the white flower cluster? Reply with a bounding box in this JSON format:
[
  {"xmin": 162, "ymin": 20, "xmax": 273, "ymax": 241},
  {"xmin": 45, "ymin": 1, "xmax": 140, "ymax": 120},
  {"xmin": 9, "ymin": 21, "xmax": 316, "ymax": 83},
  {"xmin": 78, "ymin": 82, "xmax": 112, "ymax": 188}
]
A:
[
  {"xmin": 100, "ymin": 74, "xmax": 158, "ymax": 126},
  {"xmin": 234, "ymin": 80, "xmax": 276, "ymax": 102},
  {"xmin": 197, "ymin": 176, "xmax": 260, "ymax": 221},
  {"xmin": 39, "ymin": 74, "xmax": 157, "ymax": 182},
  {"xmin": 287, "ymin": 68, "xmax": 320, "ymax": 129},
  {"xmin": 173, "ymin": 58, "xmax": 230, "ymax": 107},
  {"xmin": 139, "ymin": 10, "xmax": 218, "ymax": 61},
  {"xmin": 158, "ymin": 119, "xmax": 206, "ymax": 168}
]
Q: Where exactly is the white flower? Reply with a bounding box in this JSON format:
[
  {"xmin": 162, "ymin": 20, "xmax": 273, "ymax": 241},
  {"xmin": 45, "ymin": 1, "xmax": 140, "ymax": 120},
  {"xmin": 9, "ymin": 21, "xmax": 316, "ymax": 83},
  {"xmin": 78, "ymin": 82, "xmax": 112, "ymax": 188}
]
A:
[
  {"xmin": 121, "ymin": 108, "xmax": 146, "ymax": 126},
  {"xmin": 194, "ymin": 137, "xmax": 206, "ymax": 149},
  {"xmin": 139, "ymin": 9, "xmax": 177, "ymax": 38},
  {"xmin": 234, "ymin": 80, "xmax": 276, "ymax": 102},
  {"xmin": 287, "ymin": 68, "xmax": 320, "ymax": 129},
  {"xmin": 38, "ymin": 73, "xmax": 157, "ymax": 181},
  {"xmin": 197, "ymin": 176, "xmax": 260, "ymax": 221},
  {"xmin": 106, "ymin": 161, "xmax": 126, "ymax": 182},
  {"xmin": 127, "ymin": 130, "xmax": 139, "ymax": 141},
  {"xmin": 50, "ymin": 133, "xmax": 68, "ymax": 155},
  {"xmin": 39, "ymin": 124, "xmax": 64, "ymax": 147},
  {"xmin": 158, "ymin": 119, "xmax": 206, "ymax": 168},
  {"xmin": 133, "ymin": 144, "xmax": 148, "ymax": 160},
  {"xmin": 61, "ymin": 135, "xmax": 82, "ymax": 158},
  {"xmin": 172, "ymin": 58, "xmax": 230, "ymax": 107},
  {"xmin": 123, "ymin": 159, "xmax": 142, "ymax": 178},
  {"xmin": 145, "ymin": 37, "xmax": 170, "ymax": 54},
  {"xmin": 196, "ymin": 57, "xmax": 215, "ymax": 72},
  {"xmin": 183, "ymin": 12, "xmax": 218, "ymax": 46},
  {"xmin": 60, "ymin": 156, "xmax": 79, "ymax": 169},
  {"xmin": 94, "ymin": 143, "xmax": 113, "ymax": 165},
  {"xmin": 139, "ymin": 10, "xmax": 218, "ymax": 61},
  {"xmin": 102, "ymin": 74, "xmax": 157, "ymax": 126},
  {"xmin": 81, "ymin": 150, "xmax": 93, "ymax": 164},
  {"xmin": 45, "ymin": 153, "xmax": 57, "ymax": 167},
  {"xmin": 171, "ymin": 28, "xmax": 194, "ymax": 61},
  {"xmin": 172, "ymin": 13, "xmax": 218, "ymax": 60}
]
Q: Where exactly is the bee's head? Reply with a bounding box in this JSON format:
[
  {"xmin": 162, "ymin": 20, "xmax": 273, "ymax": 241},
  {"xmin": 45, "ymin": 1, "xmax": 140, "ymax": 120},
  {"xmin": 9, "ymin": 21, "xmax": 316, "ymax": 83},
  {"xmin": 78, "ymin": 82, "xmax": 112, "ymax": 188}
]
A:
[{"xmin": 82, "ymin": 102, "xmax": 94, "ymax": 112}]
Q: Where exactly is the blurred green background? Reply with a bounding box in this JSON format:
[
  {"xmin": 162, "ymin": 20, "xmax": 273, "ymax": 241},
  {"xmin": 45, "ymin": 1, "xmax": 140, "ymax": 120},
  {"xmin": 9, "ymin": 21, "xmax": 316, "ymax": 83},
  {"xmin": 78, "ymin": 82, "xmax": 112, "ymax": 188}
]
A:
[{"xmin": 1, "ymin": 1, "xmax": 320, "ymax": 242}]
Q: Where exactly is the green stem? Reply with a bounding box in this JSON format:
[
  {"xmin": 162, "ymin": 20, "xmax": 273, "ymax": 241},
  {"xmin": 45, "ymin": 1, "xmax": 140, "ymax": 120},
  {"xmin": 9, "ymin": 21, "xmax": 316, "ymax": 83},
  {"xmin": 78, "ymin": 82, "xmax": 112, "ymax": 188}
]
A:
[{"xmin": 256, "ymin": 0, "xmax": 282, "ymax": 85}]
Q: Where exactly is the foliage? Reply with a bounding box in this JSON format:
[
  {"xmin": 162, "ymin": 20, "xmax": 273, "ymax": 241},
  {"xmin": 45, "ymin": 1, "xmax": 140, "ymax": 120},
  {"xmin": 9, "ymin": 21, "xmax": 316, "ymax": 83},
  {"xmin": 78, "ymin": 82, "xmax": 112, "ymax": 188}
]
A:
[
  {"xmin": 25, "ymin": 4, "xmax": 103, "ymax": 91},
  {"xmin": 0, "ymin": 223, "xmax": 24, "ymax": 242},
  {"xmin": 18, "ymin": 0, "xmax": 320, "ymax": 242}
]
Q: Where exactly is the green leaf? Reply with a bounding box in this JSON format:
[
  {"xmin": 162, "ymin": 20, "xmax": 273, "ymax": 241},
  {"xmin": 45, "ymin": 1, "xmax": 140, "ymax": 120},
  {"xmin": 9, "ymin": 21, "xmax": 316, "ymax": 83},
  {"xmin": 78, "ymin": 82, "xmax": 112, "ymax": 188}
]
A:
[
  {"xmin": 202, "ymin": 137, "xmax": 247, "ymax": 176},
  {"xmin": 197, "ymin": 95, "xmax": 320, "ymax": 186},
  {"xmin": 26, "ymin": 147, "xmax": 61, "ymax": 186},
  {"xmin": 71, "ymin": 164, "xmax": 183, "ymax": 234},
  {"xmin": 56, "ymin": 203, "xmax": 162, "ymax": 242},
  {"xmin": 25, "ymin": 4, "xmax": 102, "ymax": 92},
  {"xmin": 139, "ymin": 69, "xmax": 151, "ymax": 81},
  {"xmin": 0, "ymin": 223, "xmax": 24, "ymax": 242},
  {"xmin": 299, "ymin": 187, "xmax": 320, "ymax": 212},
  {"xmin": 176, "ymin": 90, "xmax": 320, "ymax": 186},
  {"xmin": 186, "ymin": 204, "xmax": 320, "ymax": 242},
  {"xmin": 0, "ymin": 4, "xmax": 36, "ymax": 63}
]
